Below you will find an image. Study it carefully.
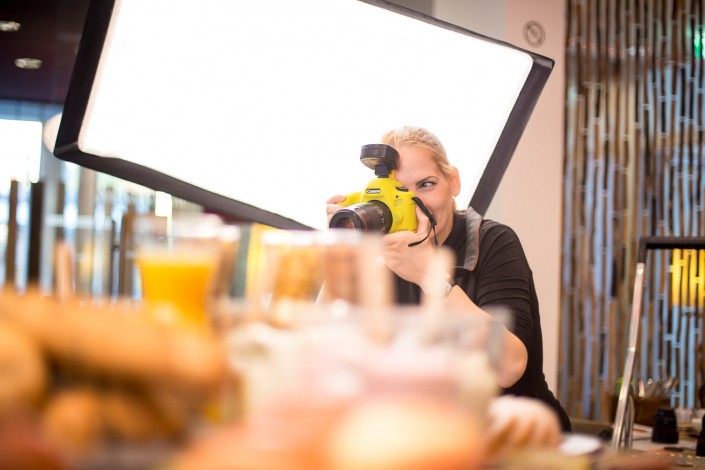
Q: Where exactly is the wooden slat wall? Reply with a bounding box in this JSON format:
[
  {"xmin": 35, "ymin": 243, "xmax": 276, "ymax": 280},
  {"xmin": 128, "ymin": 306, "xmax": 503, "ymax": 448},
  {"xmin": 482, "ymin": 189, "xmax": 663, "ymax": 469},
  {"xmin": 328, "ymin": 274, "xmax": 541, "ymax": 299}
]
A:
[{"xmin": 563, "ymin": 0, "xmax": 705, "ymax": 420}]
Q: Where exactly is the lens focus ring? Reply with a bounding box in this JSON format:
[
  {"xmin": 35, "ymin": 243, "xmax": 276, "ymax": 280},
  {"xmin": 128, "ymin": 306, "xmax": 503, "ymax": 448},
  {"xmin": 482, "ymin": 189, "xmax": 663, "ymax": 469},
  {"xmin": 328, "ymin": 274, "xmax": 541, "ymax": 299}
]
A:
[{"xmin": 329, "ymin": 201, "xmax": 392, "ymax": 233}]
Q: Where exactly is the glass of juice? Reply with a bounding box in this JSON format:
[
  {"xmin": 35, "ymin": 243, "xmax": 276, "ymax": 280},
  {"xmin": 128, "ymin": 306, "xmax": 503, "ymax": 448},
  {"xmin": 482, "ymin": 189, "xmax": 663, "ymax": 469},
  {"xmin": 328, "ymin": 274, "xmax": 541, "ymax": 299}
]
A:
[{"xmin": 132, "ymin": 213, "xmax": 240, "ymax": 330}]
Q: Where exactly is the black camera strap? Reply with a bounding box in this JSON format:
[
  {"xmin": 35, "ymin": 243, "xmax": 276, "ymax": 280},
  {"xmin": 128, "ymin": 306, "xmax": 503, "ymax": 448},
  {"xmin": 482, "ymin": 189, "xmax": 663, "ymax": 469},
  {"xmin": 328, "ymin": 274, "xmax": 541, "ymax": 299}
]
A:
[{"xmin": 408, "ymin": 197, "xmax": 438, "ymax": 248}]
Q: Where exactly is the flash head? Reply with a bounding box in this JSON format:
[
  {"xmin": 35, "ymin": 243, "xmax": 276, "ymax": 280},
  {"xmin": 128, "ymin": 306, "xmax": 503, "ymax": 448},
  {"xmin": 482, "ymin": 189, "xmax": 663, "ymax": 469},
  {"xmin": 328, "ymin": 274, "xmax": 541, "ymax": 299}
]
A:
[{"xmin": 360, "ymin": 144, "xmax": 400, "ymax": 177}]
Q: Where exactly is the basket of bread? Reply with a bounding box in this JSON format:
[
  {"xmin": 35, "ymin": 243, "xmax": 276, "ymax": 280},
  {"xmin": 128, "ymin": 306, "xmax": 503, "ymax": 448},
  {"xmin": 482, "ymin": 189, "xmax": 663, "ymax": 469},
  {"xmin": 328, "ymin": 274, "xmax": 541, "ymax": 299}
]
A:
[{"xmin": 0, "ymin": 288, "xmax": 231, "ymax": 470}]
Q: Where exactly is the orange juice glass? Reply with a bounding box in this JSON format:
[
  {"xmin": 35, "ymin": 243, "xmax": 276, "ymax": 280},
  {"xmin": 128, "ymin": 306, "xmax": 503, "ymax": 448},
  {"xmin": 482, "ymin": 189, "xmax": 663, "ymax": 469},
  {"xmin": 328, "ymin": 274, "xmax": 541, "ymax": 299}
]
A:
[
  {"xmin": 133, "ymin": 214, "xmax": 239, "ymax": 330},
  {"xmin": 137, "ymin": 249, "xmax": 218, "ymax": 327}
]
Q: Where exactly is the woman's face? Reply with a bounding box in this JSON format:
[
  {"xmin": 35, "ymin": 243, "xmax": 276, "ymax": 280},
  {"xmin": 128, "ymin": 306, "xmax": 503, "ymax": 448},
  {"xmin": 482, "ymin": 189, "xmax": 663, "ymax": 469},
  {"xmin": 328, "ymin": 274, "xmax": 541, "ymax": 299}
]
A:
[{"xmin": 394, "ymin": 145, "xmax": 460, "ymax": 245}]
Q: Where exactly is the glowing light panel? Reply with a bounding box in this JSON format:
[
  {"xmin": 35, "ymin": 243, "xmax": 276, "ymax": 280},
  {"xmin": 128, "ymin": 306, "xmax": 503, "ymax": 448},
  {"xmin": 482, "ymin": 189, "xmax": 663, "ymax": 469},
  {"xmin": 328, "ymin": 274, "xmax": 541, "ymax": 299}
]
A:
[{"xmin": 57, "ymin": 0, "xmax": 550, "ymax": 229}]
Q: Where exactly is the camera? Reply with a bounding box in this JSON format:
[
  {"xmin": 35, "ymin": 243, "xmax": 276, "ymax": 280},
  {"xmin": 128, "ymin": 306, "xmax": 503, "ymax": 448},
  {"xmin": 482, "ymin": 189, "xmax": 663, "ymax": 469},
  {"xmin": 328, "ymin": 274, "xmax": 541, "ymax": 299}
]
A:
[{"xmin": 329, "ymin": 144, "xmax": 417, "ymax": 234}]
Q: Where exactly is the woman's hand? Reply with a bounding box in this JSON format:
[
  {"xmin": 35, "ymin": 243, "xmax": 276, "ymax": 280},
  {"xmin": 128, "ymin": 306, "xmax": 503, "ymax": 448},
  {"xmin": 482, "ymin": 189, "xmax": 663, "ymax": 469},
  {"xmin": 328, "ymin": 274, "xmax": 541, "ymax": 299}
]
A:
[
  {"xmin": 485, "ymin": 395, "xmax": 562, "ymax": 458},
  {"xmin": 325, "ymin": 195, "xmax": 347, "ymax": 226},
  {"xmin": 382, "ymin": 206, "xmax": 439, "ymax": 286}
]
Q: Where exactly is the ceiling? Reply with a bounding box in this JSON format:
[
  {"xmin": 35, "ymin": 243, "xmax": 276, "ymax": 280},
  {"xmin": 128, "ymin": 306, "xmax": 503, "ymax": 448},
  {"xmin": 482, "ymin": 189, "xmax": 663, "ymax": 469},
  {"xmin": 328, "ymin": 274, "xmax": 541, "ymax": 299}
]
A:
[
  {"xmin": 0, "ymin": 0, "xmax": 91, "ymax": 104},
  {"xmin": 0, "ymin": 0, "xmax": 431, "ymax": 106},
  {"xmin": 0, "ymin": 0, "xmax": 443, "ymax": 223}
]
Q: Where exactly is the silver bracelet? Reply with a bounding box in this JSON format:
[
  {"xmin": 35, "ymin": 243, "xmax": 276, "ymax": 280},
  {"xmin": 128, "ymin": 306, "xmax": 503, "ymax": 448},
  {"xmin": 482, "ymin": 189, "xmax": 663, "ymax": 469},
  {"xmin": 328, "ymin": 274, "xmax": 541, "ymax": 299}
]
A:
[{"xmin": 422, "ymin": 277, "xmax": 455, "ymax": 298}]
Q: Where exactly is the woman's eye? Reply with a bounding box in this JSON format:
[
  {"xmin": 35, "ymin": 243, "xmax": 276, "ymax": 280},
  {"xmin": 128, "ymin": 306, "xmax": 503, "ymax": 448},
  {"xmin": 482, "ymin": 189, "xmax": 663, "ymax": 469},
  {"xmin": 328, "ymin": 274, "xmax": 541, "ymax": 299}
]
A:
[{"xmin": 419, "ymin": 181, "xmax": 436, "ymax": 189}]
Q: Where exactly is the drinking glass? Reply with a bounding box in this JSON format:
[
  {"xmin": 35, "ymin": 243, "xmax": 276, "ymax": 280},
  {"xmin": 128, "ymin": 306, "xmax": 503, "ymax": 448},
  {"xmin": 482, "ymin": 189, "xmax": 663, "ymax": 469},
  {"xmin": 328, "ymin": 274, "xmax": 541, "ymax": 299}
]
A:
[
  {"xmin": 217, "ymin": 303, "xmax": 507, "ymax": 469},
  {"xmin": 132, "ymin": 213, "xmax": 240, "ymax": 331}
]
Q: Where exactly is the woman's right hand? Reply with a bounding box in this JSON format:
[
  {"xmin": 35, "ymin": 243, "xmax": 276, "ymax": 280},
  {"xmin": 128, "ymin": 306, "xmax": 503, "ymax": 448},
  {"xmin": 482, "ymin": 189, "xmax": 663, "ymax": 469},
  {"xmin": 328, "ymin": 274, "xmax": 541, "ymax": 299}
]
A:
[
  {"xmin": 326, "ymin": 195, "xmax": 347, "ymax": 226},
  {"xmin": 381, "ymin": 205, "xmax": 437, "ymax": 287}
]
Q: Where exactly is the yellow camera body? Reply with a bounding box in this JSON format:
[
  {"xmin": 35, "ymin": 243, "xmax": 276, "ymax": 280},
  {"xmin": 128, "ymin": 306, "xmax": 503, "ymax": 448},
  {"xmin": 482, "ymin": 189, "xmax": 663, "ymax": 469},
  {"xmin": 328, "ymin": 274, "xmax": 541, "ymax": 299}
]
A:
[
  {"xmin": 339, "ymin": 173, "xmax": 418, "ymax": 233},
  {"xmin": 329, "ymin": 143, "xmax": 418, "ymax": 234}
]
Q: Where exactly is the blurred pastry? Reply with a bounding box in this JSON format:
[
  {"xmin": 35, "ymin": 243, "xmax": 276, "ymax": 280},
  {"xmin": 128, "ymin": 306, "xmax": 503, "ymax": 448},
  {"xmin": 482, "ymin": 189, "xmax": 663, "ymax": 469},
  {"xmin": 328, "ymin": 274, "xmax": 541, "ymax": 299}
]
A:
[
  {"xmin": 41, "ymin": 388, "xmax": 103, "ymax": 457},
  {"xmin": 0, "ymin": 413, "xmax": 67, "ymax": 470},
  {"xmin": 324, "ymin": 394, "xmax": 485, "ymax": 470},
  {"xmin": 101, "ymin": 387, "xmax": 185, "ymax": 442},
  {"xmin": 0, "ymin": 321, "xmax": 46, "ymax": 416}
]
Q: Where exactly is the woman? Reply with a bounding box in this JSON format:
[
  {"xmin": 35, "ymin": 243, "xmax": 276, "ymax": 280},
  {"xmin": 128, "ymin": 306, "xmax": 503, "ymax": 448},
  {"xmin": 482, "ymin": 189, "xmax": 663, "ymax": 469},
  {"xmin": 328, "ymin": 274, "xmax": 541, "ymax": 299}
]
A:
[{"xmin": 326, "ymin": 125, "xmax": 571, "ymax": 432}]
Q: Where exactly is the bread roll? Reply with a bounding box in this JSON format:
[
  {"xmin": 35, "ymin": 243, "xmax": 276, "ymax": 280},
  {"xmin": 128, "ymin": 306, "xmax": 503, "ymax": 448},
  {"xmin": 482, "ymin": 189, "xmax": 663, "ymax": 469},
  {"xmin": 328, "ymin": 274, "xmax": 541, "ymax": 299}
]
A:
[
  {"xmin": 0, "ymin": 289, "xmax": 228, "ymax": 393},
  {"xmin": 0, "ymin": 320, "xmax": 46, "ymax": 415},
  {"xmin": 171, "ymin": 403, "xmax": 341, "ymax": 470},
  {"xmin": 0, "ymin": 414, "xmax": 67, "ymax": 470},
  {"xmin": 101, "ymin": 387, "xmax": 187, "ymax": 441},
  {"xmin": 41, "ymin": 388, "xmax": 103, "ymax": 457},
  {"xmin": 324, "ymin": 394, "xmax": 485, "ymax": 470}
]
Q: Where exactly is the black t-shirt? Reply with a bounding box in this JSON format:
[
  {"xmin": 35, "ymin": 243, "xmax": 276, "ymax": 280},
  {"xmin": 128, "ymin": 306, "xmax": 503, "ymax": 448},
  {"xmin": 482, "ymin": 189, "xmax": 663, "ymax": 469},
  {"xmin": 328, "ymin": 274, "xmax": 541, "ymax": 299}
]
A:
[{"xmin": 394, "ymin": 210, "xmax": 571, "ymax": 431}]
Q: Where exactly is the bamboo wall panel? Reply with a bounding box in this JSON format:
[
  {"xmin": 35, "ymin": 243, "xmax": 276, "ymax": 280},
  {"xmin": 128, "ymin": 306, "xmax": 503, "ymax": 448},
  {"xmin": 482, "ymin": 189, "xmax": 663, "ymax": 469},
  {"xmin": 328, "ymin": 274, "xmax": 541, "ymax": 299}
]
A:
[{"xmin": 563, "ymin": 0, "xmax": 705, "ymax": 420}]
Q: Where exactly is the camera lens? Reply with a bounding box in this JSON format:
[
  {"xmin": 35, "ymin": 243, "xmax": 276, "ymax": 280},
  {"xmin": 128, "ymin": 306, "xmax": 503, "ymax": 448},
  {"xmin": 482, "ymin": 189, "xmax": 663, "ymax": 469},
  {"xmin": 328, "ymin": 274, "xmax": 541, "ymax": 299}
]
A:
[{"xmin": 329, "ymin": 201, "xmax": 392, "ymax": 233}]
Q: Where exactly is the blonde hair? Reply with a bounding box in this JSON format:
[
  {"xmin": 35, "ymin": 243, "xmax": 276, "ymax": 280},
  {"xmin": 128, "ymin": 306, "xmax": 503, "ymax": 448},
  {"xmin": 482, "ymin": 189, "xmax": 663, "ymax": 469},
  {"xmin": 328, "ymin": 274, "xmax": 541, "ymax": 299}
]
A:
[{"xmin": 380, "ymin": 126, "xmax": 454, "ymax": 178}]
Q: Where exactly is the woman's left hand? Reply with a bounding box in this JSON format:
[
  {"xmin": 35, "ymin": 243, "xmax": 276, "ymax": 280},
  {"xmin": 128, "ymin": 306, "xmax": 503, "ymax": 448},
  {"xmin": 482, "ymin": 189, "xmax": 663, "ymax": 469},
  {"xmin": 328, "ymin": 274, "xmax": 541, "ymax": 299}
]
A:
[
  {"xmin": 485, "ymin": 395, "xmax": 563, "ymax": 457},
  {"xmin": 382, "ymin": 206, "xmax": 439, "ymax": 286}
]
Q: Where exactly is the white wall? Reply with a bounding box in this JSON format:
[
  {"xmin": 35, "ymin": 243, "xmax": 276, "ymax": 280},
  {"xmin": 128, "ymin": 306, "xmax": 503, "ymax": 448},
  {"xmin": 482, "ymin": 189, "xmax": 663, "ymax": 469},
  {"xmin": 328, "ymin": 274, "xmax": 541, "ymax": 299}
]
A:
[{"xmin": 433, "ymin": 0, "xmax": 565, "ymax": 395}]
